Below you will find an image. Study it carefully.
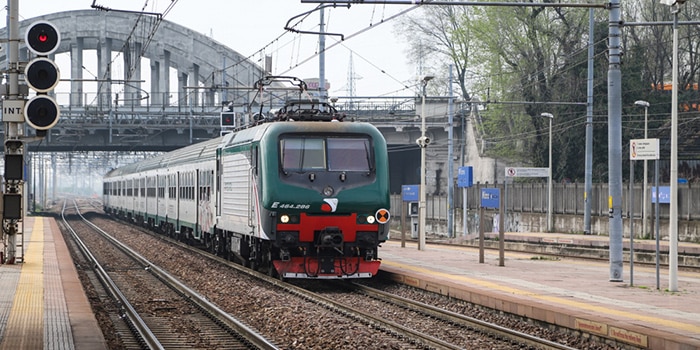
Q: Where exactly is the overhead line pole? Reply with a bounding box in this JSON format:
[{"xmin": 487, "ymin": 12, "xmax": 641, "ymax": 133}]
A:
[
  {"xmin": 319, "ymin": 7, "xmax": 327, "ymax": 104},
  {"xmin": 314, "ymin": 0, "xmax": 624, "ymax": 283},
  {"xmin": 447, "ymin": 65, "xmax": 454, "ymax": 238},
  {"xmin": 667, "ymin": 0, "xmax": 681, "ymax": 293},
  {"xmin": 608, "ymin": 0, "xmax": 624, "ymax": 282},
  {"xmin": 584, "ymin": 9, "xmax": 595, "ymax": 235}
]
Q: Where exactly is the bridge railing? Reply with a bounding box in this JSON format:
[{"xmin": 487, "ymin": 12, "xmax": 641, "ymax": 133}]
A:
[
  {"xmin": 52, "ymin": 92, "xmax": 427, "ymax": 120},
  {"xmin": 42, "ymin": 92, "xmax": 445, "ymax": 132}
]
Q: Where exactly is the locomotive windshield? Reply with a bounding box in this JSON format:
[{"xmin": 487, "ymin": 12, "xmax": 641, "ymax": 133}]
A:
[{"xmin": 281, "ymin": 137, "xmax": 372, "ymax": 172}]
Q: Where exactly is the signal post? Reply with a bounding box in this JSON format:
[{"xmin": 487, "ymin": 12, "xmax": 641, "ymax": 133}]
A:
[{"xmin": 2, "ymin": 0, "xmax": 61, "ymax": 263}]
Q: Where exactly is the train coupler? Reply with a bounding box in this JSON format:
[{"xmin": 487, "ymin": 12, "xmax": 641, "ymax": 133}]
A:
[{"xmin": 280, "ymin": 249, "xmax": 291, "ymax": 261}]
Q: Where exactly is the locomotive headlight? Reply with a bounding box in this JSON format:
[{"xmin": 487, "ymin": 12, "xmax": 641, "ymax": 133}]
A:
[
  {"xmin": 357, "ymin": 214, "xmax": 376, "ymax": 224},
  {"xmin": 279, "ymin": 214, "xmax": 300, "ymax": 224},
  {"xmin": 322, "ymin": 185, "xmax": 334, "ymax": 197},
  {"xmin": 280, "ymin": 214, "xmax": 290, "ymax": 224}
]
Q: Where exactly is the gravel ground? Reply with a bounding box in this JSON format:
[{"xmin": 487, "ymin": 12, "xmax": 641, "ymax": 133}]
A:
[{"xmin": 65, "ymin": 213, "xmax": 635, "ymax": 349}]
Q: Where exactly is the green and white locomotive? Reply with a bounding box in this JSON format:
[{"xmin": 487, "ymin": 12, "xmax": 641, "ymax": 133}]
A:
[{"xmin": 103, "ymin": 95, "xmax": 391, "ymax": 279}]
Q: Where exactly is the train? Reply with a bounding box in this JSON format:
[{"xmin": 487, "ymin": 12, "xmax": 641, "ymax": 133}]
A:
[{"xmin": 102, "ymin": 86, "xmax": 391, "ymax": 279}]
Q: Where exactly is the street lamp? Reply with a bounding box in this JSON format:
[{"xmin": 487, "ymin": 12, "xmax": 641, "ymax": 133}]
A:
[
  {"xmin": 540, "ymin": 113, "xmax": 554, "ymax": 232},
  {"xmin": 634, "ymin": 100, "xmax": 650, "ymax": 239},
  {"xmin": 660, "ymin": 0, "xmax": 683, "ymax": 292},
  {"xmin": 418, "ymin": 75, "xmax": 434, "ymax": 251}
]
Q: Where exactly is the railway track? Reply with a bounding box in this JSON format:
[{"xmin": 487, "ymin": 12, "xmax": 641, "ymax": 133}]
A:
[
  {"xmin": 296, "ymin": 281, "xmax": 581, "ymax": 350},
  {"xmin": 105, "ymin": 222, "xmax": 603, "ymax": 348},
  {"xmin": 87, "ymin": 215, "xmax": 457, "ymax": 348},
  {"xmin": 63, "ymin": 203, "xmax": 461, "ymax": 348},
  {"xmin": 60, "ymin": 199, "xmax": 617, "ymax": 349},
  {"xmin": 294, "ymin": 280, "xmax": 577, "ymax": 349},
  {"xmin": 347, "ymin": 282, "xmax": 579, "ymax": 350},
  {"xmin": 60, "ymin": 200, "xmax": 277, "ymax": 350}
]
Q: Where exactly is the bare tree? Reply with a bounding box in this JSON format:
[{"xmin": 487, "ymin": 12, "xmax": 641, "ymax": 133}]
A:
[
  {"xmin": 396, "ymin": 1, "xmax": 700, "ymax": 181},
  {"xmin": 397, "ymin": 5, "xmax": 473, "ymax": 101}
]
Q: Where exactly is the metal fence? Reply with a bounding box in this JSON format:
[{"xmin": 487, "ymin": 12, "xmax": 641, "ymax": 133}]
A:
[{"xmin": 391, "ymin": 182, "xmax": 700, "ymax": 222}]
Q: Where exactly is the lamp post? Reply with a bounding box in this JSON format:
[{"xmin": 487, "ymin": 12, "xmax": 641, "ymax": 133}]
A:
[
  {"xmin": 418, "ymin": 75, "xmax": 434, "ymax": 251},
  {"xmin": 660, "ymin": 0, "xmax": 683, "ymax": 292},
  {"xmin": 540, "ymin": 113, "xmax": 554, "ymax": 232},
  {"xmin": 634, "ymin": 100, "xmax": 650, "ymax": 239}
]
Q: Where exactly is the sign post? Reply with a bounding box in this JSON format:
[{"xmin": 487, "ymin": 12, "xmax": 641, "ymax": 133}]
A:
[
  {"xmin": 480, "ymin": 188, "xmax": 500, "ymax": 264},
  {"xmin": 630, "ymin": 138, "xmax": 660, "ymax": 287},
  {"xmin": 457, "ymin": 166, "xmax": 473, "ymax": 237},
  {"xmin": 505, "ymin": 167, "xmax": 550, "ymax": 233},
  {"xmin": 401, "ymin": 185, "xmax": 419, "ymax": 248}
]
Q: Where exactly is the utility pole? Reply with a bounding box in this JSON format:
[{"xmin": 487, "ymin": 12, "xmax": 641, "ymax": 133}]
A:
[
  {"xmin": 2, "ymin": 0, "xmax": 24, "ymax": 264},
  {"xmin": 2, "ymin": 0, "xmax": 61, "ymax": 263},
  {"xmin": 447, "ymin": 65, "xmax": 455, "ymax": 238},
  {"xmin": 318, "ymin": 7, "xmax": 327, "ymax": 104},
  {"xmin": 584, "ymin": 9, "xmax": 594, "ymax": 235},
  {"xmin": 607, "ymin": 0, "xmax": 624, "ymax": 282}
]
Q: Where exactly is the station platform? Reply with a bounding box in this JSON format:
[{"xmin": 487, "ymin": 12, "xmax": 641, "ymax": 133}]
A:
[
  {"xmin": 0, "ymin": 216, "xmax": 107, "ymax": 349},
  {"xmin": 479, "ymin": 231, "xmax": 700, "ymax": 257},
  {"xmin": 379, "ymin": 233, "xmax": 700, "ymax": 350}
]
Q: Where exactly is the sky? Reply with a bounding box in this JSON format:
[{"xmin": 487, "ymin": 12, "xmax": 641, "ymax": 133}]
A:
[{"xmin": 12, "ymin": 0, "xmax": 423, "ymax": 98}]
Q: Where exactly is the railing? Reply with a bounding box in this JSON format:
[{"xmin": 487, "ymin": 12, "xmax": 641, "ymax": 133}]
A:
[
  {"xmin": 391, "ymin": 181, "xmax": 700, "ymax": 222},
  {"xmin": 52, "ymin": 91, "xmax": 424, "ymax": 116}
]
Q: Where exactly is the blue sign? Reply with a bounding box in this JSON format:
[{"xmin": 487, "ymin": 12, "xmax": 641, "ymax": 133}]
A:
[
  {"xmin": 651, "ymin": 186, "xmax": 670, "ymax": 204},
  {"xmin": 457, "ymin": 166, "xmax": 474, "ymax": 188},
  {"xmin": 402, "ymin": 185, "xmax": 419, "ymax": 202},
  {"xmin": 480, "ymin": 188, "xmax": 500, "ymax": 209}
]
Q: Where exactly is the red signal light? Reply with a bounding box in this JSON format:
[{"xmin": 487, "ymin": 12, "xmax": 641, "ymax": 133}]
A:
[
  {"xmin": 25, "ymin": 21, "xmax": 60, "ymax": 56},
  {"xmin": 220, "ymin": 112, "xmax": 236, "ymax": 127},
  {"xmin": 23, "ymin": 21, "xmax": 62, "ymax": 135}
]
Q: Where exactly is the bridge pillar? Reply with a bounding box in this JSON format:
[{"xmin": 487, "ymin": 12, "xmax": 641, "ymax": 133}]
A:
[
  {"xmin": 160, "ymin": 49, "xmax": 171, "ymax": 107},
  {"xmin": 122, "ymin": 41, "xmax": 142, "ymax": 108},
  {"xmin": 206, "ymin": 87, "xmax": 216, "ymax": 107},
  {"xmin": 150, "ymin": 60, "xmax": 161, "ymax": 106},
  {"xmin": 70, "ymin": 37, "xmax": 83, "ymax": 107},
  {"xmin": 97, "ymin": 37, "xmax": 112, "ymax": 109},
  {"xmin": 189, "ymin": 64, "xmax": 200, "ymax": 107},
  {"xmin": 178, "ymin": 71, "xmax": 187, "ymax": 110}
]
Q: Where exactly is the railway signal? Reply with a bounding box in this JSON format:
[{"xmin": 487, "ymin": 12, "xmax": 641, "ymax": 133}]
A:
[
  {"xmin": 24, "ymin": 20, "xmax": 61, "ymax": 133},
  {"xmin": 221, "ymin": 112, "xmax": 235, "ymax": 127}
]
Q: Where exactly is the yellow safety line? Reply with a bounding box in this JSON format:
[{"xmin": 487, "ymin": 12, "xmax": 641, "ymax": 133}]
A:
[
  {"xmin": 0, "ymin": 219, "xmax": 44, "ymax": 349},
  {"xmin": 382, "ymin": 259, "xmax": 700, "ymax": 334}
]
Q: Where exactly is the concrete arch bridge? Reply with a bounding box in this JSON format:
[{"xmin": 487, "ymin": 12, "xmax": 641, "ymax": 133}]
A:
[
  {"xmin": 0, "ymin": 10, "xmax": 500, "ymax": 195},
  {"xmin": 1, "ymin": 9, "xmax": 266, "ymax": 151}
]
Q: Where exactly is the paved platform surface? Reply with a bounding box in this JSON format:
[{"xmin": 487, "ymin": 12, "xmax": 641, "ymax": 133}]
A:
[
  {"xmin": 0, "ymin": 216, "xmax": 107, "ymax": 350},
  {"xmin": 379, "ymin": 233, "xmax": 700, "ymax": 350}
]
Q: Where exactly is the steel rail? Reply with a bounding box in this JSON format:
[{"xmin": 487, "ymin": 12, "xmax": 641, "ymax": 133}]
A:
[
  {"xmin": 110, "ymin": 214, "xmax": 462, "ymax": 349},
  {"xmin": 350, "ymin": 282, "xmax": 581, "ymax": 350},
  {"xmin": 60, "ymin": 201, "xmax": 164, "ymax": 350},
  {"xmin": 70, "ymin": 201, "xmax": 280, "ymax": 350}
]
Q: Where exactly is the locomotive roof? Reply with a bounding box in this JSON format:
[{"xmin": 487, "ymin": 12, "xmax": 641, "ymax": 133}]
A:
[
  {"xmin": 104, "ymin": 119, "xmax": 384, "ymax": 179},
  {"xmin": 103, "ymin": 136, "xmax": 227, "ymax": 178}
]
